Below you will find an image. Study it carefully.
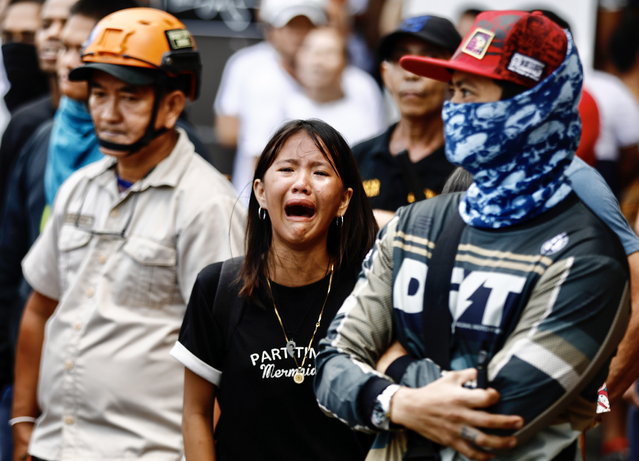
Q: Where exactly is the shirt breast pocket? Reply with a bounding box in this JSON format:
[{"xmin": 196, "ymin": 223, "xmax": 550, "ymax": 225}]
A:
[
  {"xmin": 58, "ymin": 225, "xmax": 92, "ymax": 294},
  {"xmin": 116, "ymin": 236, "xmax": 180, "ymax": 308}
]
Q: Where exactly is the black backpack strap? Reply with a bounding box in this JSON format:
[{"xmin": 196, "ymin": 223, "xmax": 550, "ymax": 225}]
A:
[
  {"xmin": 404, "ymin": 209, "xmax": 466, "ymax": 461},
  {"xmin": 421, "ymin": 209, "xmax": 465, "ymax": 370},
  {"xmin": 212, "ymin": 256, "xmax": 245, "ymax": 354}
]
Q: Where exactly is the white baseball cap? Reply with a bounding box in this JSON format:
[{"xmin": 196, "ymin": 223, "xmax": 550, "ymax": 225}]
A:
[{"xmin": 259, "ymin": 0, "xmax": 327, "ymax": 28}]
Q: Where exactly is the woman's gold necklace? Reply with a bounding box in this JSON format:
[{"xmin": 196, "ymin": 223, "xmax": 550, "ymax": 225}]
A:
[{"xmin": 266, "ymin": 265, "xmax": 334, "ymax": 384}]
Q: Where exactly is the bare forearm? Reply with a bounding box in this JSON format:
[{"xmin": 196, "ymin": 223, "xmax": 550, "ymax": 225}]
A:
[
  {"xmin": 12, "ymin": 291, "xmax": 57, "ymax": 461},
  {"xmin": 183, "ymin": 368, "xmax": 216, "ymax": 461},
  {"xmin": 606, "ymin": 315, "xmax": 639, "ymax": 401},
  {"xmin": 183, "ymin": 413, "xmax": 216, "ymax": 461},
  {"xmin": 214, "ymin": 115, "xmax": 238, "ymax": 150},
  {"xmin": 606, "ymin": 252, "xmax": 639, "ymax": 402}
]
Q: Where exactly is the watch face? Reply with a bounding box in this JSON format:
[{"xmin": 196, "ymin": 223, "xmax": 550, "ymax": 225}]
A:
[{"xmin": 372, "ymin": 399, "xmax": 390, "ymax": 430}]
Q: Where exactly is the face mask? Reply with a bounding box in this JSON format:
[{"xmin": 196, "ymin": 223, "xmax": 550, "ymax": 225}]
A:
[
  {"xmin": 45, "ymin": 97, "xmax": 103, "ymax": 205},
  {"xmin": 2, "ymin": 42, "xmax": 48, "ymax": 112},
  {"xmin": 443, "ymin": 34, "xmax": 583, "ymax": 229}
]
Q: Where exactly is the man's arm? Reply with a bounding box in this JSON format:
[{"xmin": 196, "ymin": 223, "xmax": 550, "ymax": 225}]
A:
[
  {"xmin": 566, "ymin": 158, "xmax": 639, "ymax": 401},
  {"xmin": 486, "ymin": 254, "xmax": 627, "ymax": 427},
  {"xmin": 212, "ymin": 46, "xmax": 244, "ymax": 153},
  {"xmin": 214, "ymin": 114, "xmax": 238, "ymax": 150},
  {"xmin": 314, "ymin": 219, "xmax": 397, "ymax": 429},
  {"xmin": 11, "ymin": 290, "xmax": 57, "ymax": 461},
  {"xmin": 606, "ymin": 251, "xmax": 639, "ymax": 401}
]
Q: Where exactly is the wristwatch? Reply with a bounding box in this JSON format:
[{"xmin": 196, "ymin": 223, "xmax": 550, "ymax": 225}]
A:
[{"xmin": 371, "ymin": 384, "xmax": 401, "ymax": 430}]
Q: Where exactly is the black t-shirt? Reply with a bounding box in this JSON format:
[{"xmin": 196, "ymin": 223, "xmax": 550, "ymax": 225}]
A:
[
  {"xmin": 177, "ymin": 262, "xmax": 371, "ymax": 461},
  {"xmin": 353, "ymin": 124, "xmax": 455, "ymax": 212}
]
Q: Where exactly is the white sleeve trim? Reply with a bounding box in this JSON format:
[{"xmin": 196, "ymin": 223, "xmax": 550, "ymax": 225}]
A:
[{"xmin": 170, "ymin": 341, "xmax": 222, "ymax": 386}]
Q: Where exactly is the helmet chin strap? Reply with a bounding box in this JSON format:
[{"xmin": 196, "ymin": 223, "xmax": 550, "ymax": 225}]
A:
[
  {"xmin": 96, "ymin": 86, "xmax": 168, "ymax": 157},
  {"xmin": 98, "ymin": 127, "xmax": 168, "ymax": 156}
]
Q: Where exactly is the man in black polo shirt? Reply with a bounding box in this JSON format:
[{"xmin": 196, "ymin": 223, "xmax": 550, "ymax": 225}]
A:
[{"xmin": 353, "ymin": 15, "xmax": 461, "ymax": 227}]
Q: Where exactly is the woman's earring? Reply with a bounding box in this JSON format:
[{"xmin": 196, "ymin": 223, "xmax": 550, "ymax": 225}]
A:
[
  {"xmin": 258, "ymin": 206, "xmax": 268, "ymax": 221},
  {"xmin": 335, "ymin": 215, "xmax": 344, "ymax": 228}
]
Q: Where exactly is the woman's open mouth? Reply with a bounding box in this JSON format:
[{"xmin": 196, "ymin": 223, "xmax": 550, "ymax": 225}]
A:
[{"xmin": 285, "ymin": 202, "xmax": 316, "ymax": 218}]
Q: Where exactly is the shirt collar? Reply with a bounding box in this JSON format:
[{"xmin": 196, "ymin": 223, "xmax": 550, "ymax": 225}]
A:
[{"xmin": 368, "ymin": 123, "xmax": 398, "ymax": 159}]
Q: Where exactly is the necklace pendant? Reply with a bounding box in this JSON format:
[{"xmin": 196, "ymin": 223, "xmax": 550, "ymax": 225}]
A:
[
  {"xmin": 293, "ymin": 368, "xmax": 305, "ymax": 384},
  {"xmin": 286, "ymin": 339, "xmax": 296, "ymax": 358}
]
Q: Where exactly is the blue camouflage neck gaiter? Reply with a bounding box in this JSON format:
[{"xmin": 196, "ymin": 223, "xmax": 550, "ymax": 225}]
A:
[{"xmin": 443, "ymin": 33, "xmax": 583, "ymax": 229}]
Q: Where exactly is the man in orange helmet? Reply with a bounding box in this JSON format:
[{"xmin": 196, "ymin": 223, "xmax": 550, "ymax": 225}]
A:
[{"xmin": 11, "ymin": 8, "xmax": 246, "ymax": 461}]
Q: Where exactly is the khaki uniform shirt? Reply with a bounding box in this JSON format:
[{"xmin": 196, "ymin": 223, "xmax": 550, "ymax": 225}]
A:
[{"xmin": 22, "ymin": 130, "xmax": 246, "ymax": 460}]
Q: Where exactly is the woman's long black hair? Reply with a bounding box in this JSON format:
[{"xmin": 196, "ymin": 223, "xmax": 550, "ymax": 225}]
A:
[{"xmin": 238, "ymin": 119, "xmax": 378, "ymax": 299}]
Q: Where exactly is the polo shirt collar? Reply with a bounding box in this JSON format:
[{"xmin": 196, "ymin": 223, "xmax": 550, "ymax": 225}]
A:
[{"xmin": 370, "ymin": 123, "xmax": 398, "ymax": 160}]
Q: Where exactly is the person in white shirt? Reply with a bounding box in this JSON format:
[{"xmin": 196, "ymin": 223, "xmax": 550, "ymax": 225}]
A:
[
  {"xmin": 288, "ymin": 26, "xmax": 385, "ymax": 146},
  {"xmin": 11, "ymin": 8, "xmax": 245, "ymax": 461},
  {"xmin": 214, "ymin": 0, "xmax": 326, "ymax": 203},
  {"xmin": 215, "ymin": 0, "xmax": 384, "ymax": 204}
]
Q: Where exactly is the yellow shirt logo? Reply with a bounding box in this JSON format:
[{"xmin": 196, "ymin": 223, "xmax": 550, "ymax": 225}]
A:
[
  {"xmin": 407, "ymin": 189, "xmax": 437, "ymax": 203},
  {"xmin": 363, "ymin": 179, "xmax": 381, "ymax": 198}
]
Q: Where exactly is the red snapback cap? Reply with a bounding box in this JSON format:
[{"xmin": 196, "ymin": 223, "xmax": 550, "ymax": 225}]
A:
[{"xmin": 400, "ymin": 10, "xmax": 567, "ymax": 88}]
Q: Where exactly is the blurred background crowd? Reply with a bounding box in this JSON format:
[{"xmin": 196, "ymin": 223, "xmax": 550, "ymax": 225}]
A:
[{"xmin": 2, "ymin": 0, "xmax": 639, "ymax": 459}]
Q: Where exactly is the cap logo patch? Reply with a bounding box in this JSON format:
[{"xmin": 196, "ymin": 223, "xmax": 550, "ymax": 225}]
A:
[
  {"xmin": 166, "ymin": 29, "xmax": 193, "ymax": 50},
  {"xmin": 461, "ymin": 28, "xmax": 494, "ymax": 59},
  {"xmin": 401, "ymin": 15, "xmax": 430, "ymax": 33},
  {"xmin": 507, "ymin": 52, "xmax": 545, "ymax": 81}
]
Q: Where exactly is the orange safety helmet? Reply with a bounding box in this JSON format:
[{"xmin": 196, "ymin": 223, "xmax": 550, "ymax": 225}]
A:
[{"xmin": 71, "ymin": 7, "xmax": 201, "ymax": 100}]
